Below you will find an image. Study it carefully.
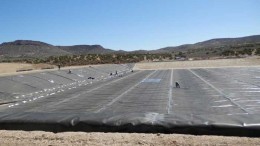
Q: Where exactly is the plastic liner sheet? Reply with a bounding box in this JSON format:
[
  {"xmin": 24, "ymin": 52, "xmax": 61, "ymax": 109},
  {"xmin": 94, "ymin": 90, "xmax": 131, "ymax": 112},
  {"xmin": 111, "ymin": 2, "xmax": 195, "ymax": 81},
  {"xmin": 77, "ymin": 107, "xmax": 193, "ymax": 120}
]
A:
[
  {"xmin": 0, "ymin": 66, "xmax": 260, "ymax": 137},
  {"xmin": 0, "ymin": 112, "xmax": 260, "ymax": 137},
  {"xmin": 0, "ymin": 64, "xmax": 132, "ymax": 104}
]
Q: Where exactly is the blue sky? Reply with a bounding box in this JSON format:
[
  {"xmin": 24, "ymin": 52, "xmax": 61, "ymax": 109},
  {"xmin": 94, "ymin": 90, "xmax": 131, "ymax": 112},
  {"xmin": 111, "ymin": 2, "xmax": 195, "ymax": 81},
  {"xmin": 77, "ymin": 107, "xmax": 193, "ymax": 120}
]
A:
[{"xmin": 0, "ymin": 0, "xmax": 259, "ymax": 51}]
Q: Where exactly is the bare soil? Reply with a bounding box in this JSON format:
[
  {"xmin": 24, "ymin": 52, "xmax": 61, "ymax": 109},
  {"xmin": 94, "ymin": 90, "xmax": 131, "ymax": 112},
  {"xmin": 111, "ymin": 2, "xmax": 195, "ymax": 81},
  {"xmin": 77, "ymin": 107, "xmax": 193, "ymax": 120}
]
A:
[
  {"xmin": 0, "ymin": 63, "xmax": 56, "ymax": 77},
  {"xmin": 0, "ymin": 130, "xmax": 259, "ymax": 146},
  {"xmin": 0, "ymin": 63, "xmax": 33, "ymax": 74},
  {"xmin": 0, "ymin": 63, "xmax": 101, "ymax": 77},
  {"xmin": 134, "ymin": 56, "xmax": 260, "ymax": 70}
]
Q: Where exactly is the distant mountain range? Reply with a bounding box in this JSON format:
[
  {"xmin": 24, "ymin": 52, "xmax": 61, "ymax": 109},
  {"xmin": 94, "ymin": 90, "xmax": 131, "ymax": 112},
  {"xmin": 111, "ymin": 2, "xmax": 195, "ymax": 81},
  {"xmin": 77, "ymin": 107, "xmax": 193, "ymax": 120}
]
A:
[
  {"xmin": 0, "ymin": 40, "xmax": 116, "ymax": 58},
  {"xmin": 0, "ymin": 35, "xmax": 260, "ymax": 58},
  {"xmin": 159, "ymin": 35, "xmax": 260, "ymax": 52},
  {"xmin": 0, "ymin": 40, "xmax": 70, "ymax": 58}
]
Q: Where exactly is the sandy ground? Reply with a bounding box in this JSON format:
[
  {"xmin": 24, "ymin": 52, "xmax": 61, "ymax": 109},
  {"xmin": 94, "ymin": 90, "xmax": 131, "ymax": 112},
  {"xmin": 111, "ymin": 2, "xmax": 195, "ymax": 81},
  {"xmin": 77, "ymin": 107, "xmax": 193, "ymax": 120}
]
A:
[
  {"xmin": 0, "ymin": 63, "xmax": 102, "ymax": 77},
  {"xmin": 0, "ymin": 63, "xmax": 56, "ymax": 76},
  {"xmin": 0, "ymin": 63, "xmax": 33, "ymax": 74},
  {"xmin": 134, "ymin": 56, "xmax": 260, "ymax": 70},
  {"xmin": 0, "ymin": 130, "xmax": 260, "ymax": 146}
]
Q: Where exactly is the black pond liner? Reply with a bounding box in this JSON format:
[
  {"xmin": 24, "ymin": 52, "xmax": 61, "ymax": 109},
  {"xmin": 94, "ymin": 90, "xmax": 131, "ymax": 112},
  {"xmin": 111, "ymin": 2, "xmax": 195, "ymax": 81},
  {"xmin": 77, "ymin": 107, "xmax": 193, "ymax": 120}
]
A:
[{"xmin": 0, "ymin": 112, "xmax": 260, "ymax": 137}]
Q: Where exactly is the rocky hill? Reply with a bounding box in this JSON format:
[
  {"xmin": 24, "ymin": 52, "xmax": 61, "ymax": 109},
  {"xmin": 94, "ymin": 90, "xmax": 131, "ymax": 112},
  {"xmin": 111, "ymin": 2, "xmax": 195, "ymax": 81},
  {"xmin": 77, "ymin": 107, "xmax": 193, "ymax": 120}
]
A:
[
  {"xmin": 0, "ymin": 40, "xmax": 71, "ymax": 58},
  {"xmin": 160, "ymin": 35, "xmax": 260, "ymax": 52},
  {"xmin": 0, "ymin": 40, "xmax": 118, "ymax": 58},
  {"xmin": 158, "ymin": 35, "xmax": 260, "ymax": 58},
  {"xmin": 58, "ymin": 45, "xmax": 114, "ymax": 55}
]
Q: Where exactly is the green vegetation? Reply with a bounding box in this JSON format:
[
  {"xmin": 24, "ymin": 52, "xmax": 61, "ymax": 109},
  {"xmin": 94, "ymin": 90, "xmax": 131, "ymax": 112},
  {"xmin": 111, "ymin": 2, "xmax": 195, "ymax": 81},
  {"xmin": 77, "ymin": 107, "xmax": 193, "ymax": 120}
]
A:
[
  {"xmin": 0, "ymin": 53, "xmax": 172, "ymax": 66},
  {"xmin": 221, "ymin": 50, "xmax": 236, "ymax": 56},
  {"xmin": 256, "ymin": 48, "xmax": 260, "ymax": 55},
  {"xmin": 221, "ymin": 48, "xmax": 255, "ymax": 56},
  {"xmin": 237, "ymin": 48, "xmax": 254, "ymax": 55},
  {"xmin": 175, "ymin": 52, "xmax": 186, "ymax": 58}
]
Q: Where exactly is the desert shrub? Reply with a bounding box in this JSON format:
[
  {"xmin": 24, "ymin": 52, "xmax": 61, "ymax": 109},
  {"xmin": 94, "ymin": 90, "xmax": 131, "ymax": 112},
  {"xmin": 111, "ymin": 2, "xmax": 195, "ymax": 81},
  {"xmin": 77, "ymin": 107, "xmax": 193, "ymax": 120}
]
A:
[
  {"xmin": 2, "ymin": 53, "xmax": 173, "ymax": 66},
  {"xmin": 221, "ymin": 50, "xmax": 235, "ymax": 56},
  {"xmin": 236, "ymin": 48, "xmax": 253, "ymax": 56},
  {"xmin": 255, "ymin": 48, "xmax": 260, "ymax": 55}
]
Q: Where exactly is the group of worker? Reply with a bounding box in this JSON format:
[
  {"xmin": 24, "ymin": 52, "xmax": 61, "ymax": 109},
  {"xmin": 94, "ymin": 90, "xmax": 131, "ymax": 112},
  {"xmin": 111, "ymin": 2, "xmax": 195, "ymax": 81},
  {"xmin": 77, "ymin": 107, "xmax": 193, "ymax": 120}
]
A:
[
  {"xmin": 109, "ymin": 69, "xmax": 134, "ymax": 76},
  {"xmin": 58, "ymin": 65, "xmax": 134, "ymax": 77},
  {"xmin": 56, "ymin": 65, "xmax": 182, "ymax": 88}
]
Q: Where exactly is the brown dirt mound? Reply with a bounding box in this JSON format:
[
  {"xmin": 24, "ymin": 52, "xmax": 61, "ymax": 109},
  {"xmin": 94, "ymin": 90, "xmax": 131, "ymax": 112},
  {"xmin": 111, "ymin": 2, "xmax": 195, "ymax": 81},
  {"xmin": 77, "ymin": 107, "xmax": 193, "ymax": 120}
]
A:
[{"xmin": 0, "ymin": 130, "xmax": 260, "ymax": 146}]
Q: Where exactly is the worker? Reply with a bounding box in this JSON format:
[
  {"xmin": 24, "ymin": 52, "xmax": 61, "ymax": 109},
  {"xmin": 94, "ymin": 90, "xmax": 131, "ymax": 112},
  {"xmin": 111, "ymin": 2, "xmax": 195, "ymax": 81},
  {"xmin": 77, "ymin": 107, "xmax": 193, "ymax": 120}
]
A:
[{"xmin": 175, "ymin": 82, "xmax": 180, "ymax": 88}]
